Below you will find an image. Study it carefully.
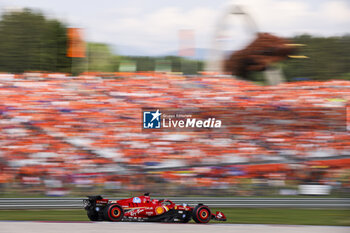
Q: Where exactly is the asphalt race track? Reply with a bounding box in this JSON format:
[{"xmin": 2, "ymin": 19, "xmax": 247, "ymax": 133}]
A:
[{"xmin": 1, "ymin": 221, "xmax": 349, "ymax": 233}]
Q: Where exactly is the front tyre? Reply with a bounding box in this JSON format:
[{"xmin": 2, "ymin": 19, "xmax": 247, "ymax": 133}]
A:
[
  {"xmin": 192, "ymin": 205, "xmax": 211, "ymax": 224},
  {"xmin": 103, "ymin": 204, "xmax": 124, "ymax": 222}
]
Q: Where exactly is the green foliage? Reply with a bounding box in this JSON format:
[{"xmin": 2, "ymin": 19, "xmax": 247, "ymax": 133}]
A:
[
  {"xmin": 1, "ymin": 9, "xmax": 347, "ymax": 79},
  {"xmin": 282, "ymin": 34, "xmax": 350, "ymax": 81},
  {"xmin": 338, "ymin": 72, "xmax": 350, "ymax": 80},
  {"xmin": 117, "ymin": 55, "xmax": 203, "ymax": 74},
  {"xmin": 81, "ymin": 52, "xmax": 203, "ymax": 74},
  {"xmin": 0, "ymin": 8, "xmax": 71, "ymax": 73},
  {"xmin": 132, "ymin": 56, "xmax": 156, "ymax": 71},
  {"xmin": 87, "ymin": 42, "xmax": 115, "ymax": 72}
]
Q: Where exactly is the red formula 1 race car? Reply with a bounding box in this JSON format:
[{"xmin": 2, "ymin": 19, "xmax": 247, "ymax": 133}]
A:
[{"xmin": 83, "ymin": 193, "xmax": 226, "ymax": 223}]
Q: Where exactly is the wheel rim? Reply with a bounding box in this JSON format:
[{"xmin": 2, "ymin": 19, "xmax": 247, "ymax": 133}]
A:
[
  {"xmin": 111, "ymin": 208, "xmax": 120, "ymax": 218},
  {"xmin": 199, "ymin": 209, "xmax": 209, "ymax": 219}
]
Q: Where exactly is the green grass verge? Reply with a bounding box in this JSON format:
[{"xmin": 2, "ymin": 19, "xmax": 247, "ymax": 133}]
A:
[
  {"xmin": 0, "ymin": 208, "xmax": 350, "ymax": 226},
  {"xmin": 0, "ymin": 209, "xmax": 86, "ymax": 221},
  {"xmin": 0, "ymin": 208, "xmax": 349, "ymax": 226},
  {"xmin": 212, "ymin": 208, "xmax": 350, "ymax": 226}
]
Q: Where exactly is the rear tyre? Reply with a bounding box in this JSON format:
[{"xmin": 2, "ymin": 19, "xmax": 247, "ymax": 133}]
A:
[
  {"xmin": 103, "ymin": 204, "xmax": 124, "ymax": 222},
  {"xmin": 87, "ymin": 210, "xmax": 99, "ymax": 221},
  {"xmin": 192, "ymin": 205, "xmax": 211, "ymax": 224}
]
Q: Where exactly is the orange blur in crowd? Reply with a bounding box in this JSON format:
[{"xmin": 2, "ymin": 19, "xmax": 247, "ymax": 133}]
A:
[{"xmin": 0, "ymin": 72, "xmax": 349, "ymax": 196}]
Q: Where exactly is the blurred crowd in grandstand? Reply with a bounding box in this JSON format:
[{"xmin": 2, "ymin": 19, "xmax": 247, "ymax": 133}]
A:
[{"xmin": 0, "ymin": 72, "xmax": 349, "ymax": 197}]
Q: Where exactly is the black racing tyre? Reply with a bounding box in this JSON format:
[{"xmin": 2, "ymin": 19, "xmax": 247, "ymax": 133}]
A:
[
  {"xmin": 87, "ymin": 210, "xmax": 99, "ymax": 221},
  {"xmin": 192, "ymin": 205, "xmax": 211, "ymax": 224},
  {"xmin": 103, "ymin": 204, "xmax": 124, "ymax": 222}
]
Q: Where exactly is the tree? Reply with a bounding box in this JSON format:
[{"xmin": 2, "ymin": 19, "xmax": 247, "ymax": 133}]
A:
[
  {"xmin": 282, "ymin": 34, "xmax": 350, "ymax": 81},
  {"xmin": 0, "ymin": 8, "xmax": 71, "ymax": 73},
  {"xmin": 86, "ymin": 42, "xmax": 115, "ymax": 72}
]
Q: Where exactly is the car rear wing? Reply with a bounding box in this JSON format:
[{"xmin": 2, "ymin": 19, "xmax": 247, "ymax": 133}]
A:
[{"xmin": 83, "ymin": 195, "xmax": 108, "ymax": 210}]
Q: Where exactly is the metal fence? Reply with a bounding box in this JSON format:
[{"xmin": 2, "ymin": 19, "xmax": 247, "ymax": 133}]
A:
[{"xmin": 0, "ymin": 198, "xmax": 349, "ymax": 209}]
